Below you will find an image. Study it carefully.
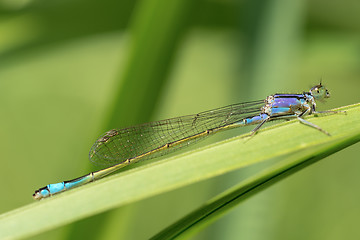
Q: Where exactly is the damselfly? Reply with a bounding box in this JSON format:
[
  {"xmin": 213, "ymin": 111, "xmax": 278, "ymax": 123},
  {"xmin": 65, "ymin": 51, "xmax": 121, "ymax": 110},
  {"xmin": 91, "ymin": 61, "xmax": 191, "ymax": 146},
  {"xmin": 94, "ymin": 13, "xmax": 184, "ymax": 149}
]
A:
[{"xmin": 33, "ymin": 83, "xmax": 341, "ymax": 200}]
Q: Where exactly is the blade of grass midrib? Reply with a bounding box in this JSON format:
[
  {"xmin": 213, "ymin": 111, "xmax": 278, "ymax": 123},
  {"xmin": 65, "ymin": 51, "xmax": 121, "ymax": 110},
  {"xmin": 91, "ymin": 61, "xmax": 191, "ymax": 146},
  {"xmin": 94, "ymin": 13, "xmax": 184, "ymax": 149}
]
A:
[{"xmin": 0, "ymin": 103, "xmax": 359, "ymax": 239}]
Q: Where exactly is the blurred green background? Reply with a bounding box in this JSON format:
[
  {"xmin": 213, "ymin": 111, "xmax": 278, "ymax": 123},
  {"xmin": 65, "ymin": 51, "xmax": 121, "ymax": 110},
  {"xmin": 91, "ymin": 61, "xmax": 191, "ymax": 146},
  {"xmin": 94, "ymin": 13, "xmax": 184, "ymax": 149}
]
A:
[{"xmin": 0, "ymin": 0, "xmax": 359, "ymax": 239}]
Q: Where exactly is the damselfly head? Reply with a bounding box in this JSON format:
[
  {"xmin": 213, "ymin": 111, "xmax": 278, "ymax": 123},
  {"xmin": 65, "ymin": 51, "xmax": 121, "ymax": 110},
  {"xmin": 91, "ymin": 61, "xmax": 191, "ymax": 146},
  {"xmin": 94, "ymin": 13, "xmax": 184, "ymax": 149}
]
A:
[{"xmin": 310, "ymin": 83, "xmax": 330, "ymax": 100}]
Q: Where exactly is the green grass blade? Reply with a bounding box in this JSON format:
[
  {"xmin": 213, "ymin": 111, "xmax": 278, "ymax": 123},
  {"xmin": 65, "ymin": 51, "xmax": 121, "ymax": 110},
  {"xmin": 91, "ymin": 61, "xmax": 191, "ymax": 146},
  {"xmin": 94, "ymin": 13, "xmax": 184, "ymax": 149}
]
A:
[
  {"xmin": 0, "ymin": 103, "xmax": 359, "ymax": 239},
  {"xmin": 150, "ymin": 117, "xmax": 360, "ymax": 239}
]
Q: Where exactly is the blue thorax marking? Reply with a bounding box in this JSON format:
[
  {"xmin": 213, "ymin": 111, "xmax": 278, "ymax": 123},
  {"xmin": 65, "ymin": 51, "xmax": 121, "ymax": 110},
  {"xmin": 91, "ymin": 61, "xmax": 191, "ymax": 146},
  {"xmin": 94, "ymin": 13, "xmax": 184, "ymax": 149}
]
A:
[
  {"xmin": 272, "ymin": 95, "xmax": 306, "ymax": 108},
  {"xmin": 266, "ymin": 93, "xmax": 313, "ymax": 117}
]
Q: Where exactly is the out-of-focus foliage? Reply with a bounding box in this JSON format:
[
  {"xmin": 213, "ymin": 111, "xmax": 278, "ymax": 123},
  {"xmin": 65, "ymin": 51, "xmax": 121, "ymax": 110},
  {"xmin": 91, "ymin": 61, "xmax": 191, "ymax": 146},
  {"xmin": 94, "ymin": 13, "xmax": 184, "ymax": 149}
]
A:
[{"xmin": 0, "ymin": 0, "xmax": 359, "ymax": 239}]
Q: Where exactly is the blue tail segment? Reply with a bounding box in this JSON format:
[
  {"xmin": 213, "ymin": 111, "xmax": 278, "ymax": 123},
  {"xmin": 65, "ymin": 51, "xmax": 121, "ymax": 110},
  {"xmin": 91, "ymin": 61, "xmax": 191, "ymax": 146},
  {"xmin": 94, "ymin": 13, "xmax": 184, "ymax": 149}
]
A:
[
  {"xmin": 240, "ymin": 114, "xmax": 269, "ymax": 125},
  {"xmin": 33, "ymin": 174, "xmax": 93, "ymax": 199}
]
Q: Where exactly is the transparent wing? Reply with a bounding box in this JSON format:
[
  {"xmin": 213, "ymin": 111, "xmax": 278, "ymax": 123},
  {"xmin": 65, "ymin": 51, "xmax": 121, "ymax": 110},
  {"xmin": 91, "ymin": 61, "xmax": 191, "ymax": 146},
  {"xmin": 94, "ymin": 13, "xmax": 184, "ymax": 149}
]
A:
[{"xmin": 89, "ymin": 100, "xmax": 265, "ymax": 166}]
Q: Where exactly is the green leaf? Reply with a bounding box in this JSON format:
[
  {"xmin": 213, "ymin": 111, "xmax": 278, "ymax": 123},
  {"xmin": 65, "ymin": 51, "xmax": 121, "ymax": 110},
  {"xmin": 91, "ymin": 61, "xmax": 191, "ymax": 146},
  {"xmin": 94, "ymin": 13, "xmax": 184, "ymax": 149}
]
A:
[
  {"xmin": 0, "ymin": 103, "xmax": 359, "ymax": 239},
  {"xmin": 151, "ymin": 104, "xmax": 360, "ymax": 239}
]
